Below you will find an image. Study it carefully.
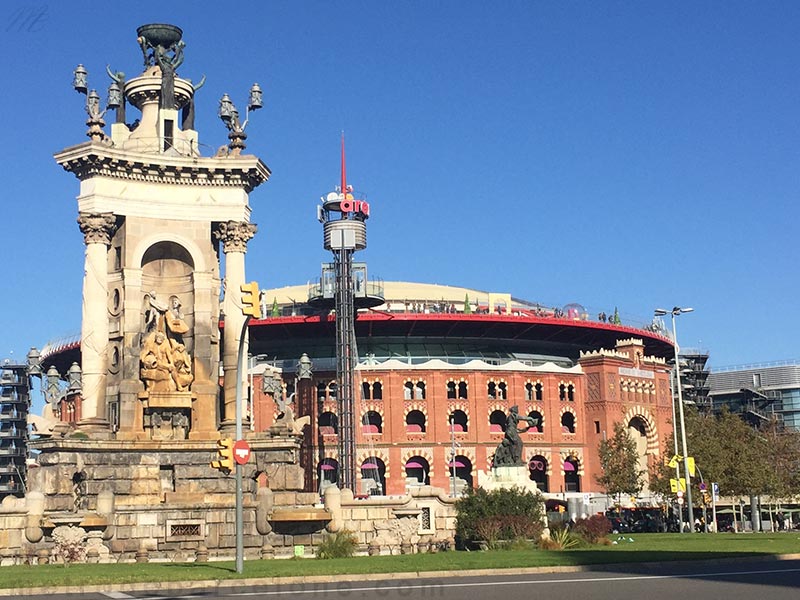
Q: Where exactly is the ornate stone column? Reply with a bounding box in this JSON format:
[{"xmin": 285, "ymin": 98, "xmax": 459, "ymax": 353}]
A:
[
  {"xmin": 77, "ymin": 212, "xmax": 117, "ymax": 435},
  {"xmin": 214, "ymin": 220, "xmax": 257, "ymax": 430}
]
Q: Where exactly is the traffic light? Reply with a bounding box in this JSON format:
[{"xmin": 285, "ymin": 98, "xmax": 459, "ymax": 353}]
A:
[
  {"xmin": 701, "ymin": 490, "xmax": 711, "ymax": 506},
  {"xmin": 240, "ymin": 281, "xmax": 261, "ymax": 318},
  {"xmin": 210, "ymin": 438, "xmax": 235, "ymax": 473}
]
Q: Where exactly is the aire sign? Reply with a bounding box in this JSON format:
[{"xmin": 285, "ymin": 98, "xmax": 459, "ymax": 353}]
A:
[{"xmin": 340, "ymin": 199, "xmax": 370, "ymax": 217}]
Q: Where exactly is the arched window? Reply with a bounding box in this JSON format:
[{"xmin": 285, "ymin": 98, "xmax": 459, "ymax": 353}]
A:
[
  {"xmin": 488, "ymin": 381, "xmax": 497, "ymax": 399},
  {"xmin": 318, "ymin": 411, "xmax": 338, "ymax": 435},
  {"xmin": 564, "ymin": 457, "xmax": 580, "ymax": 492},
  {"xmin": 489, "ymin": 409, "xmax": 507, "ymax": 432},
  {"xmin": 448, "ymin": 455, "xmax": 473, "ymax": 491},
  {"xmin": 362, "ymin": 411, "xmax": 382, "ymax": 434},
  {"xmin": 535, "ymin": 382, "xmax": 543, "ymax": 401},
  {"xmin": 316, "ymin": 382, "xmax": 327, "ymax": 402},
  {"xmin": 404, "ymin": 381, "xmax": 413, "ymax": 400},
  {"xmin": 405, "ymin": 456, "xmax": 430, "ymax": 485},
  {"xmin": 561, "ymin": 411, "xmax": 575, "ymax": 433},
  {"xmin": 525, "ymin": 382, "xmax": 533, "ymax": 402},
  {"xmin": 458, "ymin": 381, "xmax": 468, "ymax": 399},
  {"xmin": 629, "ymin": 416, "xmax": 646, "ymax": 437},
  {"xmin": 446, "ymin": 381, "xmax": 457, "ymax": 399},
  {"xmin": 498, "ymin": 382, "xmax": 507, "ymax": 400},
  {"xmin": 628, "ymin": 416, "xmax": 649, "ymax": 487},
  {"xmin": 415, "ymin": 381, "xmax": 426, "ymax": 400},
  {"xmin": 567, "ymin": 384, "xmax": 575, "ymax": 402},
  {"xmin": 361, "ymin": 457, "xmax": 386, "ymax": 495},
  {"xmin": 361, "ymin": 381, "xmax": 371, "ymax": 400},
  {"xmin": 527, "ymin": 410, "xmax": 543, "ymax": 433},
  {"xmin": 318, "ymin": 458, "xmax": 339, "ymax": 487},
  {"xmin": 405, "ymin": 409, "xmax": 426, "ymax": 433},
  {"xmin": 529, "ymin": 455, "xmax": 549, "ymax": 492},
  {"xmin": 449, "ymin": 409, "xmax": 468, "ymax": 432},
  {"xmin": 372, "ymin": 382, "xmax": 383, "ymax": 400},
  {"xmin": 559, "ymin": 383, "xmax": 567, "ymax": 401}
]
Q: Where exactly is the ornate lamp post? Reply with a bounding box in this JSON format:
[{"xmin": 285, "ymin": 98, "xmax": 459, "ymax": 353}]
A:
[
  {"xmin": 218, "ymin": 84, "xmax": 263, "ymax": 156},
  {"xmin": 655, "ymin": 306, "xmax": 695, "ymax": 531},
  {"xmin": 72, "ymin": 64, "xmax": 121, "ymax": 141}
]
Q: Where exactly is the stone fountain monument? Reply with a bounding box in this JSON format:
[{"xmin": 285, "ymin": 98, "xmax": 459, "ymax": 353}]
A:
[
  {"xmin": 0, "ymin": 25, "xmax": 460, "ymax": 567},
  {"xmin": 20, "ymin": 23, "xmax": 318, "ymax": 563}
]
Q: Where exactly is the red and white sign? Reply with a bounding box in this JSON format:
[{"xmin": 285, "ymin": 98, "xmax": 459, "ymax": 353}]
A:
[
  {"xmin": 340, "ymin": 199, "xmax": 370, "ymax": 217},
  {"xmin": 233, "ymin": 439, "xmax": 251, "ymax": 465}
]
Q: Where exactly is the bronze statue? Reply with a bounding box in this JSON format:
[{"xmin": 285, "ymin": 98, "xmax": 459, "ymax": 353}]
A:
[
  {"xmin": 491, "ymin": 405, "xmax": 538, "ymax": 468},
  {"xmin": 106, "ymin": 65, "xmax": 126, "ymax": 124},
  {"xmin": 135, "ymin": 24, "xmax": 185, "ymax": 110}
]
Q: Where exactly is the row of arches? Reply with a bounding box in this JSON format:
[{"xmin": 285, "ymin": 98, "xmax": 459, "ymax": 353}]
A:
[
  {"xmin": 318, "ymin": 409, "xmax": 579, "ymax": 435},
  {"xmin": 315, "ymin": 380, "xmax": 578, "ymax": 403},
  {"xmin": 316, "ymin": 454, "xmax": 583, "ymax": 494}
]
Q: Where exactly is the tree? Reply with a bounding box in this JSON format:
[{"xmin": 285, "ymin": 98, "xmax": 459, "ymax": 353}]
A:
[
  {"xmin": 271, "ymin": 298, "xmax": 280, "ymax": 318},
  {"xmin": 596, "ymin": 422, "xmax": 645, "ymax": 503},
  {"xmin": 756, "ymin": 419, "xmax": 800, "ymax": 500},
  {"xmin": 463, "ymin": 293, "xmax": 472, "ymax": 314},
  {"xmin": 650, "ymin": 405, "xmax": 785, "ymax": 502}
]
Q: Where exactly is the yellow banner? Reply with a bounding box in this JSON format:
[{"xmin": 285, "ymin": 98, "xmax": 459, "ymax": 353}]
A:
[{"xmin": 669, "ymin": 478, "xmax": 686, "ymax": 492}]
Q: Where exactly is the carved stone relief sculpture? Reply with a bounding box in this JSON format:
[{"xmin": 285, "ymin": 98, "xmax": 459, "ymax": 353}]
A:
[{"xmin": 139, "ymin": 291, "xmax": 194, "ymax": 392}]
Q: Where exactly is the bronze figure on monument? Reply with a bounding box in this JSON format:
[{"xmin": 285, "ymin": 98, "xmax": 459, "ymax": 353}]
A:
[{"xmin": 491, "ymin": 405, "xmax": 538, "ymax": 468}]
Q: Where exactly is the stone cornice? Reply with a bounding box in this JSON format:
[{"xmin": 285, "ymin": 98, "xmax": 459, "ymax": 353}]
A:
[{"xmin": 54, "ymin": 141, "xmax": 271, "ymax": 193}]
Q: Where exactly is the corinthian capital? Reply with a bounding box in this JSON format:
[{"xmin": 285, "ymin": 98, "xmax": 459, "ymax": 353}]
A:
[
  {"xmin": 77, "ymin": 213, "xmax": 117, "ymax": 245},
  {"xmin": 214, "ymin": 221, "xmax": 257, "ymax": 253}
]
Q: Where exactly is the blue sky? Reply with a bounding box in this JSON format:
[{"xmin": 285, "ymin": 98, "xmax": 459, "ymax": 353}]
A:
[{"xmin": 1, "ymin": 1, "xmax": 798, "ymax": 370}]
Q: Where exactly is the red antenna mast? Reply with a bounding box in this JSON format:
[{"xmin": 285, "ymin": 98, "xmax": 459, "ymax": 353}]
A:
[{"xmin": 340, "ymin": 131, "xmax": 350, "ymax": 196}]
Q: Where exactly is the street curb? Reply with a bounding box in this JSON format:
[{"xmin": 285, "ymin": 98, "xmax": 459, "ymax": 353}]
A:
[{"xmin": 3, "ymin": 553, "xmax": 800, "ymax": 597}]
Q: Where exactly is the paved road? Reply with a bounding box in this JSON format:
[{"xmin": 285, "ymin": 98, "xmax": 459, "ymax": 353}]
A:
[{"xmin": 11, "ymin": 558, "xmax": 800, "ymax": 600}]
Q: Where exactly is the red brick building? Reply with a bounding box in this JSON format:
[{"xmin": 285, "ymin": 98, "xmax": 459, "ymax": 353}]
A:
[{"xmin": 249, "ymin": 282, "xmax": 674, "ymax": 504}]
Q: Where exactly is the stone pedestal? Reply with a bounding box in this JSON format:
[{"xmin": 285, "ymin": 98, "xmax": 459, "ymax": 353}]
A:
[
  {"xmin": 477, "ymin": 465, "xmax": 543, "ymax": 495},
  {"xmin": 76, "ymin": 417, "xmax": 114, "ymax": 440},
  {"xmin": 139, "ymin": 391, "xmax": 194, "ymax": 440}
]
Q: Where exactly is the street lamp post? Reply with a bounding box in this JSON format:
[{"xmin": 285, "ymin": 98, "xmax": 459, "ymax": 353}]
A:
[
  {"xmin": 655, "ymin": 306, "xmax": 695, "ymax": 532},
  {"xmin": 667, "ymin": 369, "xmax": 684, "ymax": 532},
  {"xmin": 449, "ymin": 415, "xmax": 457, "ymax": 497}
]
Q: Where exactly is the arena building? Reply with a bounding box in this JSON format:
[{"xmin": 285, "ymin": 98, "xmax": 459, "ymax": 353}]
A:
[{"xmin": 245, "ymin": 281, "xmax": 676, "ymax": 502}]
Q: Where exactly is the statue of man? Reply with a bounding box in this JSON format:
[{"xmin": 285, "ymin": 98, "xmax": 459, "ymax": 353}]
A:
[{"xmin": 492, "ymin": 405, "xmax": 538, "ymax": 467}]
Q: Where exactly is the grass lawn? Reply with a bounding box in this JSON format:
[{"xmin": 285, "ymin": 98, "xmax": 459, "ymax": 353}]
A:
[{"xmin": 2, "ymin": 533, "xmax": 798, "ymax": 590}]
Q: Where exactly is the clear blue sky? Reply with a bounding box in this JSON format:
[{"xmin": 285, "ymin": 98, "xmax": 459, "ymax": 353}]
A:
[{"xmin": 1, "ymin": 1, "xmax": 798, "ymax": 370}]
